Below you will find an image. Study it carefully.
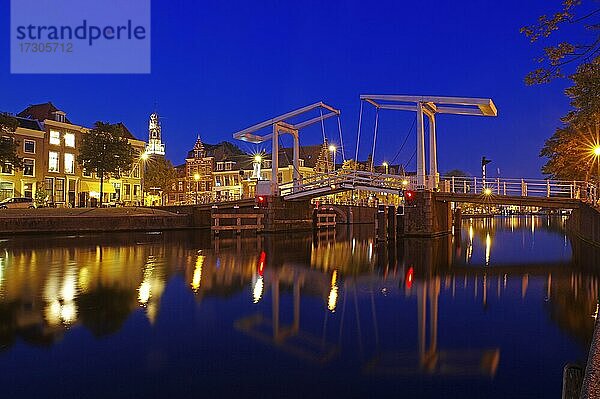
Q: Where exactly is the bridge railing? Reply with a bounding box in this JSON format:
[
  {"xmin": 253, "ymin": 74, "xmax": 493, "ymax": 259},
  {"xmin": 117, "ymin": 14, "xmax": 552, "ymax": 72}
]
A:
[
  {"xmin": 280, "ymin": 170, "xmax": 406, "ymax": 197},
  {"xmin": 438, "ymin": 176, "xmax": 597, "ymax": 202}
]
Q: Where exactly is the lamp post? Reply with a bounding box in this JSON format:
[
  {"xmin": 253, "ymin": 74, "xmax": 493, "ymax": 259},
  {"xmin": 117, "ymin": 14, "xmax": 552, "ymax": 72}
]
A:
[
  {"xmin": 593, "ymin": 146, "xmax": 600, "ymax": 204},
  {"xmin": 194, "ymin": 173, "xmax": 200, "ymax": 205},
  {"xmin": 328, "ymin": 145, "xmax": 336, "ymax": 172},
  {"xmin": 140, "ymin": 152, "xmax": 149, "ymax": 206},
  {"xmin": 382, "ymin": 161, "xmax": 389, "ymax": 175}
]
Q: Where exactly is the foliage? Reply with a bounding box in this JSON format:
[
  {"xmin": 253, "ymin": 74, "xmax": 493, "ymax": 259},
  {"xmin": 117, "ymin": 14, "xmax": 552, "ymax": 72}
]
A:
[
  {"xmin": 34, "ymin": 181, "xmax": 49, "ymax": 207},
  {"xmin": 540, "ymin": 58, "xmax": 600, "ymax": 180},
  {"xmin": 78, "ymin": 122, "xmax": 135, "ymax": 206},
  {"xmin": 521, "ymin": 0, "xmax": 600, "ymax": 84},
  {"xmin": 0, "ymin": 114, "xmax": 22, "ymax": 169},
  {"xmin": 445, "ymin": 169, "xmax": 469, "ymax": 177},
  {"xmin": 144, "ymin": 156, "xmax": 177, "ymax": 192}
]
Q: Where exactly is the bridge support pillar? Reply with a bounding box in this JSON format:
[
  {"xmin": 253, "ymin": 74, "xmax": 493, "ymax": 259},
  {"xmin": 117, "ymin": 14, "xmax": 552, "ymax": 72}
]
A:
[
  {"xmin": 387, "ymin": 205, "xmax": 396, "ymax": 241},
  {"xmin": 376, "ymin": 205, "xmax": 387, "ymax": 241},
  {"xmin": 453, "ymin": 207, "xmax": 462, "ymax": 233},
  {"xmin": 403, "ymin": 191, "xmax": 452, "ymax": 237},
  {"xmin": 396, "ymin": 207, "xmax": 405, "ymax": 237}
]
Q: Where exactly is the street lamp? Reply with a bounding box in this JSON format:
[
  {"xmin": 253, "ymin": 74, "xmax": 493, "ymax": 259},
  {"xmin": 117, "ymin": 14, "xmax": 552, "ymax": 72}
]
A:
[
  {"xmin": 328, "ymin": 145, "xmax": 336, "ymax": 172},
  {"xmin": 140, "ymin": 152, "xmax": 149, "ymax": 206},
  {"xmin": 193, "ymin": 173, "xmax": 200, "ymax": 205},
  {"xmin": 382, "ymin": 161, "xmax": 389, "ymax": 174},
  {"xmin": 593, "ymin": 146, "xmax": 600, "ymax": 204}
]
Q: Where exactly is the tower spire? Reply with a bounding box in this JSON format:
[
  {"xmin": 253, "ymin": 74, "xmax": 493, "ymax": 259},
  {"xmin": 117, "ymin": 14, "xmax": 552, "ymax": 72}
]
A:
[{"xmin": 146, "ymin": 111, "xmax": 166, "ymax": 156}]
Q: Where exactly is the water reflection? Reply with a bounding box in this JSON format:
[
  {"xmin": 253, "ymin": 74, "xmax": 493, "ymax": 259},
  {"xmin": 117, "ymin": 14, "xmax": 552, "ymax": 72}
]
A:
[{"xmin": 0, "ymin": 217, "xmax": 598, "ymax": 398}]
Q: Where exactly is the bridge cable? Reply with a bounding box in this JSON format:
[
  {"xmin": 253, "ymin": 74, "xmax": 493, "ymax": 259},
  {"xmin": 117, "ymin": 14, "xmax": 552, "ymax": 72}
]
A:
[
  {"xmin": 370, "ymin": 107, "xmax": 379, "ymax": 173},
  {"xmin": 354, "ymin": 100, "xmax": 364, "ymax": 173},
  {"xmin": 337, "ymin": 115, "xmax": 346, "ymax": 163}
]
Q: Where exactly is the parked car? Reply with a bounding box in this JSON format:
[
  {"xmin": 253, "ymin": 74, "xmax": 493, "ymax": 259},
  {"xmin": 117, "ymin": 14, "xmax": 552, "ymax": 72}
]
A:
[{"xmin": 0, "ymin": 197, "xmax": 35, "ymax": 209}]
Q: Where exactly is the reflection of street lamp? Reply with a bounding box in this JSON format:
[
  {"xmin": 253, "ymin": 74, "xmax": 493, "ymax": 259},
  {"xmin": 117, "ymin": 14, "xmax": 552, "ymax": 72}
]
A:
[
  {"xmin": 194, "ymin": 173, "xmax": 200, "ymax": 205},
  {"xmin": 328, "ymin": 145, "xmax": 336, "ymax": 172},
  {"xmin": 382, "ymin": 161, "xmax": 389, "ymax": 174}
]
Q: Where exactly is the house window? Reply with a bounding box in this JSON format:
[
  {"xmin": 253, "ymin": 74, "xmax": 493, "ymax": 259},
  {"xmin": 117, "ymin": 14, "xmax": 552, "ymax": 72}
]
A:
[
  {"xmin": 64, "ymin": 153, "xmax": 75, "ymax": 174},
  {"xmin": 49, "ymin": 130, "xmax": 60, "ymax": 145},
  {"xmin": 132, "ymin": 164, "xmax": 140, "ymax": 178},
  {"xmin": 215, "ymin": 176, "xmax": 222, "ymax": 187},
  {"xmin": 178, "ymin": 181, "xmax": 183, "ymax": 191},
  {"xmin": 216, "ymin": 162, "xmax": 224, "ymax": 171},
  {"xmin": 23, "ymin": 183, "xmax": 33, "ymax": 198},
  {"xmin": 225, "ymin": 162, "xmax": 233, "ymax": 171},
  {"xmin": 44, "ymin": 178, "xmax": 54, "ymax": 200},
  {"xmin": 133, "ymin": 185, "xmax": 140, "ymax": 197},
  {"xmin": 1, "ymin": 163, "xmax": 13, "ymax": 175},
  {"xmin": 0, "ymin": 182, "xmax": 13, "ymax": 201},
  {"xmin": 24, "ymin": 140, "xmax": 35, "ymax": 154},
  {"xmin": 64, "ymin": 133, "xmax": 75, "ymax": 148},
  {"xmin": 263, "ymin": 160, "xmax": 272, "ymax": 168},
  {"xmin": 49, "ymin": 151, "xmax": 59, "ymax": 172},
  {"xmin": 82, "ymin": 167, "xmax": 92, "ymax": 177},
  {"xmin": 124, "ymin": 184, "xmax": 131, "ymax": 199},
  {"xmin": 55, "ymin": 178, "xmax": 65, "ymax": 202},
  {"xmin": 23, "ymin": 159, "xmax": 34, "ymax": 177},
  {"xmin": 299, "ymin": 159, "xmax": 305, "ymax": 167}
]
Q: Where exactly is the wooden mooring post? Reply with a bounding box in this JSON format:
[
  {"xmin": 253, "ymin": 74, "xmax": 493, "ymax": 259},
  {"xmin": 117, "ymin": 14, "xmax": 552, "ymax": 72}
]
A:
[
  {"xmin": 211, "ymin": 206, "xmax": 264, "ymax": 235},
  {"xmin": 313, "ymin": 207, "xmax": 336, "ymax": 230}
]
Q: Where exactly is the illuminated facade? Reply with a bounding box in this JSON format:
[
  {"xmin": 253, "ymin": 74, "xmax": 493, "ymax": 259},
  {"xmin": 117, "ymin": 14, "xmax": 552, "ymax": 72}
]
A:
[{"xmin": 0, "ymin": 102, "xmax": 146, "ymax": 206}]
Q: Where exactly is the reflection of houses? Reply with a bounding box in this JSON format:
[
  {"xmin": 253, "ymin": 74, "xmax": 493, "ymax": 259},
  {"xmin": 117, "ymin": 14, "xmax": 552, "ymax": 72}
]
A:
[{"xmin": 0, "ymin": 102, "xmax": 146, "ymax": 206}]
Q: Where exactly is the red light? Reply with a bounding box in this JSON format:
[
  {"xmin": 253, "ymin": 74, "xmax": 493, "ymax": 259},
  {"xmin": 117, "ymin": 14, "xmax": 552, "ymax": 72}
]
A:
[
  {"xmin": 405, "ymin": 267, "xmax": 414, "ymax": 289},
  {"xmin": 404, "ymin": 190, "xmax": 415, "ymax": 205},
  {"xmin": 258, "ymin": 196, "xmax": 265, "ymax": 202},
  {"xmin": 258, "ymin": 251, "xmax": 266, "ymax": 276}
]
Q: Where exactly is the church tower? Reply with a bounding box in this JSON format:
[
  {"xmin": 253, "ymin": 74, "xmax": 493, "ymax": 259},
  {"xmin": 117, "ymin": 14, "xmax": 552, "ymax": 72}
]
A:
[{"xmin": 146, "ymin": 112, "xmax": 165, "ymax": 155}]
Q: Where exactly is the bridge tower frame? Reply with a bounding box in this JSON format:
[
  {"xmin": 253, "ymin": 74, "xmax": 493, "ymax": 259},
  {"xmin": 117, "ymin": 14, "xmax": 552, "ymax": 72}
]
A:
[
  {"xmin": 232, "ymin": 102, "xmax": 341, "ymax": 196},
  {"xmin": 360, "ymin": 95, "xmax": 498, "ymax": 190}
]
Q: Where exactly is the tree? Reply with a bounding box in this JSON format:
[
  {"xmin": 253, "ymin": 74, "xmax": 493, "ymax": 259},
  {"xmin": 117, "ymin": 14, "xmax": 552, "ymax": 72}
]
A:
[
  {"xmin": 0, "ymin": 114, "xmax": 22, "ymax": 170},
  {"xmin": 78, "ymin": 122, "xmax": 135, "ymax": 207},
  {"xmin": 540, "ymin": 58, "xmax": 600, "ymax": 180},
  {"xmin": 143, "ymin": 156, "xmax": 177, "ymax": 203},
  {"xmin": 521, "ymin": 1, "xmax": 600, "ymax": 84},
  {"xmin": 445, "ymin": 169, "xmax": 469, "ymax": 177}
]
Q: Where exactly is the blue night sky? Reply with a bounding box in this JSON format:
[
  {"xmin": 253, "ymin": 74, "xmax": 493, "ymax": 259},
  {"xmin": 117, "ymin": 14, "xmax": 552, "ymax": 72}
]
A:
[{"xmin": 0, "ymin": 0, "xmax": 592, "ymax": 176}]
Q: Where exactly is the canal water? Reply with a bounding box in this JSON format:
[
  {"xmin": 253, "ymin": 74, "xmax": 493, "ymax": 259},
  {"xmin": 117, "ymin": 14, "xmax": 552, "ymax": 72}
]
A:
[{"xmin": 0, "ymin": 216, "xmax": 597, "ymax": 398}]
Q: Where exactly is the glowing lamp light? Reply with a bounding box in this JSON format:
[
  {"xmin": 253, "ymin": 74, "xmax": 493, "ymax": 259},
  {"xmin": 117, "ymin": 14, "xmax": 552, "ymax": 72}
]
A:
[
  {"xmin": 594, "ymin": 146, "xmax": 600, "ymax": 157},
  {"xmin": 484, "ymin": 188, "xmax": 492, "ymax": 196},
  {"xmin": 193, "ymin": 173, "xmax": 200, "ymax": 181},
  {"xmin": 328, "ymin": 145, "xmax": 336, "ymax": 152},
  {"xmin": 140, "ymin": 152, "xmax": 149, "ymax": 161},
  {"xmin": 402, "ymin": 179, "xmax": 409, "ymax": 186},
  {"xmin": 254, "ymin": 154, "xmax": 262, "ymax": 163}
]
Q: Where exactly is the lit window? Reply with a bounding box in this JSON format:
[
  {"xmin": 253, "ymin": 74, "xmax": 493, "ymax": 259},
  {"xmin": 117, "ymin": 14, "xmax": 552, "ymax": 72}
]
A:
[
  {"xmin": 24, "ymin": 140, "xmax": 35, "ymax": 154},
  {"xmin": 64, "ymin": 153, "xmax": 74, "ymax": 174},
  {"xmin": 49, "ymin": 151, "xmax": 59, "ymax": 172},
  {"xmin": 50, "ymin": 130, "xmax": 60, "ymax": 145},
  {"xmin": 225, "ymin": 162, "xmax": 233, "ymax": 171},
  {"xmin": 64, "ymin": 133, "xmax": 75, "ymax": 148},
  {"xmin": 1, "ymin": 163, "xmax": 13, "ymax": 174},
  {"xmin": 216, "ymin": 162, "xmax": 223, "ymax": 171},
  {"xmin": 23, "ymin": 159, "xmax": 34, "ymax": 176}
]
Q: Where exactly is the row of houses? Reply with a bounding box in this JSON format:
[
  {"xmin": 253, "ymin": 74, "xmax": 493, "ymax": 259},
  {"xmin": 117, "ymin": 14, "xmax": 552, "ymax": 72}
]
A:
[
  {"xmin": 2, "ymin": 102, "xmax": 404, "ymax": 207},
  {"xmin": 1, "ymin": 102, "xmax": 145, "ymax": 207}
]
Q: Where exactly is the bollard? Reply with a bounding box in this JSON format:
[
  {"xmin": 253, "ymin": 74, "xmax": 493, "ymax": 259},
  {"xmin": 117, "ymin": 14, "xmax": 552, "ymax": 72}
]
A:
[
  {"xmin": 387, "ymin": 205, "xmax": 396, "ymax": 241},
  {"xmin": 376, "ymin": 204, "xmax": 387, "ymax": 241}
]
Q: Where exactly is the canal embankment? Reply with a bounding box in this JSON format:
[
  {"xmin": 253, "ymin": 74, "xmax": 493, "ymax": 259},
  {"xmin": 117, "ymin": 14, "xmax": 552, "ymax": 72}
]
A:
[
  {"xmin": 566, "ymin": 203, "xmax": 600, "ymax": 247},
  {"xmin": 0, "ymin": 207, "xmax": 190, "ymax": 234}
]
